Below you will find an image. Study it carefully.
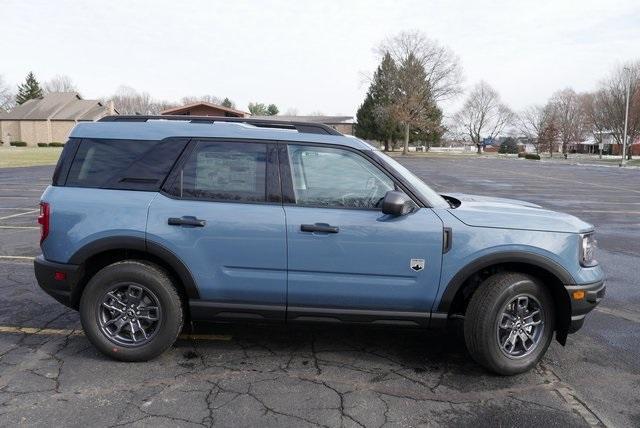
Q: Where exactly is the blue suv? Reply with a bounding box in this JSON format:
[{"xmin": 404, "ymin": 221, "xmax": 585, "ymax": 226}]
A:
[{"xmin": 34, "ymin": 116, "xmax": 605, "ymax": 375}]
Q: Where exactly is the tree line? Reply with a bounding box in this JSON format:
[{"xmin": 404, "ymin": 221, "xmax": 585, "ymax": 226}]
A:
[
  {"xmin": 357, "ymin": 32, "xmax": 640, "ymax": 159},
  {"xmin": 0, "ymin": 72, "xmax": 280, "ymax": 117}
]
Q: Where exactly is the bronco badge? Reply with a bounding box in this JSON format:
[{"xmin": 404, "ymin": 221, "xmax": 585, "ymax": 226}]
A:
[{"xmin": 410, "ymin": 259, "xmax": 425, "ymax": 271}]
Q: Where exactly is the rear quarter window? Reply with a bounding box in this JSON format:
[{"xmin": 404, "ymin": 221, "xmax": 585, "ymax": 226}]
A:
[{"xmin": 65, "ymin": 138, "xmax": 188, "ymax": 191}]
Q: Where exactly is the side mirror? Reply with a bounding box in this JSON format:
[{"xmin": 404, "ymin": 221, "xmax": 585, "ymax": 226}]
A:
[{"xmin": 381, "ymin": 190, "xmax": 416, "ymax": 216}]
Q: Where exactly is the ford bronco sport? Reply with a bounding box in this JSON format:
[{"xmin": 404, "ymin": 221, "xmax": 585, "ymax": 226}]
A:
[{"xmin": 34, "ymin": 116, "xmax": 605, "ymax": 375}]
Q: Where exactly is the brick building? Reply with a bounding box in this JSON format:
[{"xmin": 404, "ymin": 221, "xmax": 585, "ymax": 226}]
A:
[{"xmin": 0, "ymin": 92, "xmax": 115, "ymax": 146}]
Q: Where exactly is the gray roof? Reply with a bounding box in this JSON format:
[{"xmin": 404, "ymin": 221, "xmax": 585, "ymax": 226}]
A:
[
  {"xmin": 252, "ymin": 115, "xmax": 353, "ymax": 124},
  {"xmin": 0, "ymin": 92, "xmax": 113, "ymax": 121}
]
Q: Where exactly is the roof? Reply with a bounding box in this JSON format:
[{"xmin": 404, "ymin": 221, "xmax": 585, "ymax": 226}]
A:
[
  {"xmin": 160, "ymin": 102, "xmax": 249, "ymax": 117},
  {"xmin": 252, "ymin": 115, "xmax": 354, "ymax": 124},
  {"xmin": 0, "ymin": 92, "xmax": 113, "ymax": 121},
  {"xmin": 70, "ymin": 117, "xmax": 370, "ymax": 150}
]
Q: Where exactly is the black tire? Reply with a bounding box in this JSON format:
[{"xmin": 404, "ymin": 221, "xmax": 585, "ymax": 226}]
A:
[
  {"xmin": 464, "ymin": 272, "xmax": 555, "ymax": 375},
  {"xmin": 79, "ymin": 260, "xmax": 183, "ymax": 362}
]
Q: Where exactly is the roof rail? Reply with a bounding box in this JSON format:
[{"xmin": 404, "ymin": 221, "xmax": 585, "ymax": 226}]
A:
[{"xmin": 98, "ymin": 115, "xmax": 343, "ymax": 136}]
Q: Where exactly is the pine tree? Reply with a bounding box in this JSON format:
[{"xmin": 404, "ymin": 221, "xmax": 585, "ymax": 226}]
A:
[
  {"xmin": 221, "ymin": 97, "xmax": 234, "ymax": 108},
  {"xmin": 266, "ymin": 104, "xmax": 279, "ymax": 116},
  {"xmin": 355, "ymin": 53, "xmax": 402, "ymax": 150},
  {"xmin": 16, "ymin": 72, "xmax": 43, "ymax": 105}
]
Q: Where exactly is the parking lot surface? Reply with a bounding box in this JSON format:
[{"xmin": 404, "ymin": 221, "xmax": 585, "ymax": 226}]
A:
[{"xmin": 0, "ymin": 157, "xmax": 638, "ymax": 427}]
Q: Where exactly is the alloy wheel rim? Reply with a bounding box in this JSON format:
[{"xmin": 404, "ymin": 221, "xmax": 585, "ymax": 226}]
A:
[
  {"xmin": 97, "ymin": 283, "xmax": 162, "ymax": 347},
  {"xmin": 496, "ymin": 294, "xmax": 544, "ymax": 359}
]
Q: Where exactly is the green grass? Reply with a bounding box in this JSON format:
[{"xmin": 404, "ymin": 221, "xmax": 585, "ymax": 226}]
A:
[{"xmin": 0, "ymin": 147, "xmax": 63, "ymax": 168}]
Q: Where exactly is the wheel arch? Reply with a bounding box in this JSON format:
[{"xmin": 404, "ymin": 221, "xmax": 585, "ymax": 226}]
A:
[
  {"xmin": 68, "ymin": 236, "xmax": 200, "ymax": 310},
  {"xmin": 438, "ymin": 252, "xmax": 573, "ymax": 345}
]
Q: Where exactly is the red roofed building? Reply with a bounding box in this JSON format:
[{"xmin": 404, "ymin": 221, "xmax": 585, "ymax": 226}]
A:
[{"xmin": 160, "ymin": 102, "xmax": 249, "ymax": 118}]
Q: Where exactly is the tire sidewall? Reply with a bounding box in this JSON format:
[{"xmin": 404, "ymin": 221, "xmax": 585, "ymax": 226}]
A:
[
  {"xmin": 484, "ymin": 278, "xmax": 555, "ymax": 374},
  {"xmin": 80, "ymin": 261, "xmax": 182, "ymax": 362}
]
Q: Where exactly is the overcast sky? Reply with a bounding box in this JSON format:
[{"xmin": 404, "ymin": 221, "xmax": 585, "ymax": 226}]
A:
[{"xmin": 2, "ymin": 0, "xmax": 639, "ymax": 117}]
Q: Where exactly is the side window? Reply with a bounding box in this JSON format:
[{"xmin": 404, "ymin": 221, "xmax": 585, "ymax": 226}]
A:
[
  {"xmin": 287, "ymin": 145, "xmax": 394, "ymax": 209},
  {"xmin": 173, "ymin": 141, "xmax": 267, "ymax": 202},
  {"xmin": 66, "ymin": 138, "xmax": 187, "ymax": 190}
]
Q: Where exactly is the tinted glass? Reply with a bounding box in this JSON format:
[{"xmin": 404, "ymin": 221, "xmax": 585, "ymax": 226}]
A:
[
  {"xmin": 66, "ymin": 138, "xmax": 186, "ymax": 190},
  {"xmin": 287, "ymin": 145, "xmax": 394, "ymax": 208},
  {"xmin": 175, "ymin": 141, "xmax": 267, "ymax": 202}
]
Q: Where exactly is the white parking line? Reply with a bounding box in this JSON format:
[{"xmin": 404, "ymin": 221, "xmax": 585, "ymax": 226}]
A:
[
  {"xmin": 595, "ymin": 306, "xmax": 640, "ymax": 324},
  {"xmin": 0, "ymin": 226, "xmax": 39, "ymax": 230},
  {"xmin": 572, "ymin": 210, "xmax": 640, "ymax": 214},
  {"xmin": 0, "ymin": 209, "xmax": 39, "ymax": 221},
  {"xmin": 0, "ymin": 255, "xmax": 35, "ymax": 260}
]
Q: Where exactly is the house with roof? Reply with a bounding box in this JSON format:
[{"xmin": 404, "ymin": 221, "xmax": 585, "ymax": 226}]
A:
[
  {"xmin": 161, "ymin": 101, "xmax": 355, "ymax": 135},
  {"xmin": 0, "ymin": 92, "xmax": 116, "ymax": 146},
  {"xmin": 251, "ymin": 115, "xmax": 355, "ymax": 135},
  {"xmin": 161, "ymin": 102, "xmax": 249, "ymax": 118}
]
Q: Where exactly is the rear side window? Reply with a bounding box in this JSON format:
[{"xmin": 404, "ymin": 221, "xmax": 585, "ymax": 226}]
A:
[
  {"xmin": 170, "ymin": 141, "xmax": 267, "ymax": 202},
  {"xmin": 65, "ymin": 138, "xmax": 187, "ymax": 190}
]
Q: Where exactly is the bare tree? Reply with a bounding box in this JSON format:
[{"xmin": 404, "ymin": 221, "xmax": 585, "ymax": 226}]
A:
[
  {"xmin": 107, "ymin": 86, "xmax": 161, "ymax": 115},
  {"xmin": 580, "ymin": 91, "xmax": 609, "ymax": 156},
  {"xmin": 180, "ymin": 95, "xmax": 221, "ymax": 105},
  {"xmin": 378, "ymin": 31, "xmax": 463, "ymax": 102},
  {"xmin": 454, "ymin": 81, "xmax": 514, "ymax": 154},
  {"xmin": 387, "ymin": 53, "xmax": 441, "ymax": 154},
  {"xmin": 0, "ymin": 75, "xmax": 14, "ymax": 111},
  {"xmin": 44, "ymin": 75, "xmax": 78, "ymax": 94},
  {"xmin": 548, "ymin": 88, "xmax": 585, "ymax": 155},
  {"xmin": 596, "ymin": 61, "xmax": 640, "ymax": 159},
  {"xmin": 518, "ymin": 104, "xmax": 556, "ymax": 154}
]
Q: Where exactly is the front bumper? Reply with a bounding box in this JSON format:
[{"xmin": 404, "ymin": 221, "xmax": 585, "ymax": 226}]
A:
[
  {"xmin": 34, "ymin": 255, "xmax": 83, "ymax": 309},
  {"xmin": 566, "ymin": 279, "xmax": 605, "ymax": 332}
]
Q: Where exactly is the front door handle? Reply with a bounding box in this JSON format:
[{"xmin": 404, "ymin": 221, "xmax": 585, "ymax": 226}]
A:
[
  {"xmin": 168, "ymin": 216, "xmax": 206, "ymax": 227},
  {"xmin": 301, "ymin": 223, "xmax": 339, "ymax": 233}
]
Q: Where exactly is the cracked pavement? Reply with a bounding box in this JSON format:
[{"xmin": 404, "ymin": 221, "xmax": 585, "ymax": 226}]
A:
[{"xmin": 0, "ymin": 158, "xmax": 638, "ymax": 427}]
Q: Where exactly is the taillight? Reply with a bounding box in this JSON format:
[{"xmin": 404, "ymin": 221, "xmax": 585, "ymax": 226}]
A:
[{"xmin": 38, "ymin": 202, "xmax": 50, "ymax": 245}]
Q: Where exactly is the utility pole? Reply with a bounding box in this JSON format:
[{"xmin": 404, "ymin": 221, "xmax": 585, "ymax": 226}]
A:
[{"xmin": 621, "ymin": 67, "xmax": 631, "ymax": 166}]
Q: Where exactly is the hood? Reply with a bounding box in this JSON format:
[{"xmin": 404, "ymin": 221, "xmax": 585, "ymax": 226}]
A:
[{"xmin": 441, "ymin": 193, "xmax": 593, "ymax": 234}]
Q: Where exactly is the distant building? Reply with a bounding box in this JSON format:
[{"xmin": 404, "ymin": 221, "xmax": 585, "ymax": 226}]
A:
[
  {"xmin": 252, "ymin": 115, "xmax": 355, "ymax": 135},
  {"xmin": 0, "ymin": 92, "xmax": 115, "ymax": 146},
  {"xmin": 161, "ymin": 102, "xmax": 249, "ymax": 118}
]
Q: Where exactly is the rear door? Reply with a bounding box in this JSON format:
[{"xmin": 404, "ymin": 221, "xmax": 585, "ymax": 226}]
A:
[
  {"xmin": 281, "ymin": 144, "xmax": 444, "ymax": 326},
  {"xmin": 146, "ymin": 140, "xmax": 287, "ymax": 321}
]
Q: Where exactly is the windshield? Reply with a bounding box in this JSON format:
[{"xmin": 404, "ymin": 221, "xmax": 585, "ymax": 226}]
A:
[{"xmin": 370, "ymin": 150, "xmax": 450, "ymax": 209}]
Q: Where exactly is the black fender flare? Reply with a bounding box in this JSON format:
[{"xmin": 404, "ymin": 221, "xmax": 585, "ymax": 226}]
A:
[
  {"xmin": 437, "ymin": 251, "xmax": 575, "ymax": 313},
  {"xmin": 68, "ymin": 236, "xmax": 200, "ymax": 299}
]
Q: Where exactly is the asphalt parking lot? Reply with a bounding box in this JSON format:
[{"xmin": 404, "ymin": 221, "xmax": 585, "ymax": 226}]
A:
[{"xmin": 0, "ymin": 157, "xmax": 638, "ymax": 427}]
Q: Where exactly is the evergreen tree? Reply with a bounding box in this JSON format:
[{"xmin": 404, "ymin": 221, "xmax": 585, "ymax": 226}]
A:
[
  {"xmin": 221, "ymin": 97, "xmax": 235, "ymax": 108},
  {"xmin": 16, "ymin": 72, "xmax": 43, "ymax": 105},
  {"xmin": 266, "ymin": 104, "xmax": 279, "ymax": 116},
  {"xmin": 355, "ymin": 53, "xmax": 401, "ymax": 150}
]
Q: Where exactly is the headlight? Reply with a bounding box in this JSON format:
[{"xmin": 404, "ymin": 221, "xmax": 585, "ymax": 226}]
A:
[{"xmin": 580, "ymin": 233, "xmax": 597, "ymax": 267}]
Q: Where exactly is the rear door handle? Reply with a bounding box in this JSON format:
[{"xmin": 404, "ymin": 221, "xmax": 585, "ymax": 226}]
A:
[
  {"xmin": 168, "ymin": 216, "xmax": 206, "ymax": 227},
  {"xmin": 301, "ymin": 223, "xmax": 339, "ymax": 233}
]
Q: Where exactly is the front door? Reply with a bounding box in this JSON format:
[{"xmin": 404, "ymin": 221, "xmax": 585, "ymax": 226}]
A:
[
  {"xmin": 281, "ymin": 144, "xmax": 443, "ymax": 326},
  {"xmin": 146, "ymin": 140, "xmax": 287, "ymax": 321}
]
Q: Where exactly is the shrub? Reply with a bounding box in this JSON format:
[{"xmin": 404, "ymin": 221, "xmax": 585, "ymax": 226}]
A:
[
  {"xmin": 517, "ymin": 152, "xmax": 526, "ymax": 158},
  {"xmin": 10, "ymin": 141, "xmax": 27, "ymax": 147},
  {"xmin": 525, "ymin": 153, "xmax": 541, "ymax": 160},
  {"xmin": 49, "ymin": 142, "xmax": 64, "ymax": 147},
  {"xmin": 37, "ymin": 143, "xmax": 49, "ymax": 147}
]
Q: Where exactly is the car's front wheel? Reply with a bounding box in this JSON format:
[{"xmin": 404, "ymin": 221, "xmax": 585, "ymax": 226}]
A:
[
  {"xmin": 464, "ymin": 272, "xmax": 555, "ymax": 375},
  {"xmin": 79, "ymin": 260, "xmax": 183, "ymax": 361}
]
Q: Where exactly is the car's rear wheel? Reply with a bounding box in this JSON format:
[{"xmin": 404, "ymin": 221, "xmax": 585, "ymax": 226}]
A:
[
  {"xmin": 464, "ymin": 272, "xmax": 555, "ymax": 375},
  {"xmin": 80, "ymin": 260, "xmax": 183, "ymax": 362}
]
